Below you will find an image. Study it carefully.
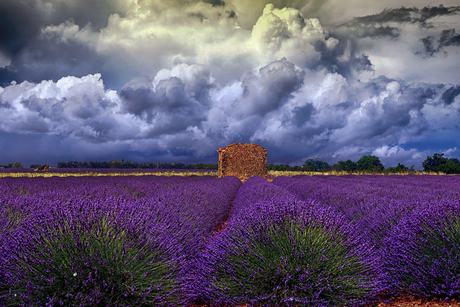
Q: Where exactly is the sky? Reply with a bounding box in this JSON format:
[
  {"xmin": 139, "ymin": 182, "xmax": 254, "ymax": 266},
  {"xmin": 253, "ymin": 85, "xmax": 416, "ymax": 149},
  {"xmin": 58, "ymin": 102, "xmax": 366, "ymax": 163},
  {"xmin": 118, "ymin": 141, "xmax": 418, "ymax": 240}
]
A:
[{"xmin": 1, "ymin": 0, "xmax": 460, "ymax": 169}]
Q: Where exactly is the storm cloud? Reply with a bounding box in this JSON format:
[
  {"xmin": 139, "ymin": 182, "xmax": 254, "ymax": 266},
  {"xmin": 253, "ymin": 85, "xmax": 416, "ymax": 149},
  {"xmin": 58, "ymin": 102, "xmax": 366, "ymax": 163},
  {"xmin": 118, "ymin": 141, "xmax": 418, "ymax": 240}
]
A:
[
  {"xmin": 2, "ymin": 59, "xmax": 459, "ymax": 168},
  {"xmin": 0, "ymin": 0, "xmax": 459, "ymax": 168}
]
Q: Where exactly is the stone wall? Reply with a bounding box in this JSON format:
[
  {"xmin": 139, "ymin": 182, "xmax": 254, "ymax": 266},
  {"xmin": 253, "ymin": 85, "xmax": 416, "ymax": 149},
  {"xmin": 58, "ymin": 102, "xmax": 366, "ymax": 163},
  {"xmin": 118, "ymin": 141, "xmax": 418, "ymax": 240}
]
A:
[{"xmin": 217, "ymin": 143, "xmax": 267, "ymax": 181}]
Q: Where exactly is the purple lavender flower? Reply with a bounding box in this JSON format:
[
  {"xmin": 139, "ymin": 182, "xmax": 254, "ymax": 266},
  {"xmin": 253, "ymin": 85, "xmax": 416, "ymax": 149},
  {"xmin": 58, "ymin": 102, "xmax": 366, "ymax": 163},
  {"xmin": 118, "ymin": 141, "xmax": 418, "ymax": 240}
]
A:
[
  {"xmin": 196, "ymin": 177, "xmax": 383, "ymax": 307},
  {"xmin": 383, "ymin": 200, "xmax": 460, "ymax": 299},
  {"xmin": 1, "ymin": 175, "xmax": 240, "ymax": 306}
]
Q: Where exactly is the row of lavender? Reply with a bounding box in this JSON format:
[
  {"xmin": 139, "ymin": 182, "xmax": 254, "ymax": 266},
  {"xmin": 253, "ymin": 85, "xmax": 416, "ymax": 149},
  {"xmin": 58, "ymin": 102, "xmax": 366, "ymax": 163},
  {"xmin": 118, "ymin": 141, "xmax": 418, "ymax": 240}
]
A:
[
  {"xmin": 193, "ymin": 176, "xmax": 384, "ymax": 306},
  {"xmin": 273, "ymin": 175, "xmax": 460, "ymax": 301},
  {"xmin": 0, "ymin": 175, "xmax": 241, "ymax": 306},
  {"xmin": 186, "ymin": 175, "xmax": 460, "ymax": 306}
]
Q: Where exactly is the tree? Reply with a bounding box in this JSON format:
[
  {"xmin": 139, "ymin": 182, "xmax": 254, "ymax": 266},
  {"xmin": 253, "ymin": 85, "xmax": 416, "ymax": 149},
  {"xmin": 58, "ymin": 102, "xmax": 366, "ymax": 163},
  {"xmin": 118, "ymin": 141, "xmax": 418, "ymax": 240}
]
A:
[
  {"xmin": 422, "ymin": 153, "xmax": 448, "ymax": 172},
  {"xmin": 423, "ymin": 153, "xmax": 460, "ymax": 174},
  {"xmin": 421, "ymin": 153, "xmax": 460, "ymax": 174},
  {"xmin": 387, "ymin": 163, "xmax": 409, "ymax": 173},
  {"xmin": 67, "ymin": 161, "xmax": 79, "ymax": 168},
  {"xmin": 8, "ymin": 162, "xmax": 23, "ymax": 168},
  {"xmin": 438, "ymin": 160, "xmax": 460, "ymax": 174},
  {"xmin": 336, "ymin": 160, "xmax": 358, "ymax": 173},
  {"xmin": 303, "ymin": 158, "xmax": 331, "ymax": 172},
  {"xmin": 357, "ymin": 155, "xmax": 384, "ymax": 173}
]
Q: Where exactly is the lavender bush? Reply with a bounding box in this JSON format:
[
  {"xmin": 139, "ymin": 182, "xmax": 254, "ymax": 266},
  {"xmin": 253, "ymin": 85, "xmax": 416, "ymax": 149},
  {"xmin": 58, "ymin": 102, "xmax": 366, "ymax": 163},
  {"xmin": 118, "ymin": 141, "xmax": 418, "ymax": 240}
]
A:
[
  {"xmin": 0, "ymin": 175, "xmax": 241, "ymax": 306},
  {"xmin": 7, "ymin": 208, "xmax": 180, "ymax": 306},
  {"xmin": 383, "ymin": 200, "xmax": 460, "ymax": 299},
  {"xmin": 273, "ymin": 175, "xmax": 460, "ymax": 249},
  {"xmin": 197, "ymin": 177, "xmax": 383, "ymax": 307},
  {"xmin": 274, "ymin": 175, "xmax": 460, "ymax": 301}
]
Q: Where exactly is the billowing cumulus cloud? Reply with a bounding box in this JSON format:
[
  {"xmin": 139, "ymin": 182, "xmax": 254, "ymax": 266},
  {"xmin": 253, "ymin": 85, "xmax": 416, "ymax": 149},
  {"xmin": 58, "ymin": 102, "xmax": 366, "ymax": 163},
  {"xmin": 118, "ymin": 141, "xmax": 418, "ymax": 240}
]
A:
[
  {"xmin": 2, "ymin": 59, "xmax": 460, "ymax": 168},
  {"xmin": 0, "ymin": 0, "xmax": 459, "ymax": 168}
]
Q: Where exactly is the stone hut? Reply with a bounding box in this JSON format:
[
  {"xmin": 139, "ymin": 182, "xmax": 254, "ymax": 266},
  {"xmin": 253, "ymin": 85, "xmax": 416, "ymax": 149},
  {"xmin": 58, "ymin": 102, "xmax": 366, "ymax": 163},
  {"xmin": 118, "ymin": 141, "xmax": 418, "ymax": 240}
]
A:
[
  {"xmin": 34, "ymin": 164, "xmax": 49, "ymax": 171},
  {"xmin": 217, "ymin": 143, "xmax": 267, "ymax": 181}
]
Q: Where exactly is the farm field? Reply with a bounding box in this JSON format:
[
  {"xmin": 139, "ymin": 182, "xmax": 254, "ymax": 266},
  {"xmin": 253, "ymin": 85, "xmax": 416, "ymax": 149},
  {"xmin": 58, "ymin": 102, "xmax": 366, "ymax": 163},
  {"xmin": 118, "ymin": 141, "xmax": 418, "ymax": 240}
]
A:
[
  {"xmin": 1, "ymin": 174, "xmax": 460, "ymax": 306},
  {"xmin": 0, "ymin": 168, "xmax": 218, "ymax": 178}
]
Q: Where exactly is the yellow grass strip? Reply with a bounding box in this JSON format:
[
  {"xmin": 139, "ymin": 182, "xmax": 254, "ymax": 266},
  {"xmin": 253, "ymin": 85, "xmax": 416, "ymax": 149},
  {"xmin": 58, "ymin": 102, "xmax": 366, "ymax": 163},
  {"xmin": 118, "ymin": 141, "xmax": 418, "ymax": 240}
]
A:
[
  {"xmin": 0, "ymin": 171, "xmax": 218, "ymax": 178},
  {"xmin": 0, "ymin": 170, "xmax": 450, "ymax": 179},
  {"xmin": 268, "ymin": 170, "xmax": 447, "ymax": 177}
]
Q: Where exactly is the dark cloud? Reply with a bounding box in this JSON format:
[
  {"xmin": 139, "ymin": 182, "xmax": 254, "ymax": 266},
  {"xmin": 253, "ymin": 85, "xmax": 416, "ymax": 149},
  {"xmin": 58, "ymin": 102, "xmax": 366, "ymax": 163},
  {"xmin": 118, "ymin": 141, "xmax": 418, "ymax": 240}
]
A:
[
  {"xmin": 345, "ymin": 5, "xmax": 460, "ymax": 27},
  {"xmin": 442, "ymin": 85, "xmax": 460, "ymax": 105},
  {"xmin": 203, "ymin": 0, "xmax": 226, "ymax": 7},
  {"xmin": 0, "ymin": 0, "xmax": 126, "ymax": 88},
  {"xmin": 239, "ymin": 58, "xmax": 305, "ymax": 116},
  {"xmin": 0, "ymin": 0, "xmax": 42, "ymax": 58},
  {"xmin": 50, "ymin": 0, "xmax": 123, "ymax": 31},
  {"xmin": 311, "ymin": 35, "xmax": 373, "ymax": 79},
  {"xmin": 354, "ymin": 26, "xmax": 400, "ymax": 39},
  {"xmin": 418, "ymin": 28, "xmax": 460, "ymax": 57},
  {"xmin": 15, "ymin": 115, "xmax": 50, "ymax": 134},
  {"xmin": 418, "ymin": 5, "xmax": 460, "ymax": 26},
  {"xmin": 21, "ymin": 97, "xmax": 61, "ymax": 119},
  {"xmin": 292, "ymin": 104, "xmax": 314, "ymax": 127},
  {"xmin": 439, "ymin": 28, "xmax": 460, "ymax": 47},
  {"xmin": 226, "ymin": 10, "xmax": 237, "ymax": 18},
  {"xmin": 0, "ymin": 0, "xmax": 120, "ymax": 56},
  {"xmin": 338, "ymin": 5, "xmax": 460, "ymax": 46},
  {"xmin": 120, "ymin": 87, "xmax": 156, "ymax": 117},
  {"xmin": 419, "ymin": 36, "xmax": 437, "ymax": 57},
  {"xmin": 6, "ymin": 37, "xmax": 106, "ymax": 84},
  {"xmin": 120, "ymin": 75, "xmax": 207, "ymax": 137}
]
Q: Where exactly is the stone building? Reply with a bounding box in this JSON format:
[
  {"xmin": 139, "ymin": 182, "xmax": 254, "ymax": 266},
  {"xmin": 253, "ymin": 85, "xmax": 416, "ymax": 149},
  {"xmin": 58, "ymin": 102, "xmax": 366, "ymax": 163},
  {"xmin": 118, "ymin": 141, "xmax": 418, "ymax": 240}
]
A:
[
  {"xmin": 34, "ymin": 164, "xmax": 49, "ymax": 171},
  {"xmin": 217, "ymin": 143, "xmax": 267, "ymax": 181}
]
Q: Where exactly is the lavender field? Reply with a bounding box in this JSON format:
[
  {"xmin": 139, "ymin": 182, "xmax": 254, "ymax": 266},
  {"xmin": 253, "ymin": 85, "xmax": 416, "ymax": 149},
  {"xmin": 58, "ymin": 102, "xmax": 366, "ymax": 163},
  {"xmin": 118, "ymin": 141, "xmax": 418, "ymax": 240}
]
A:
[{"xmin": 1, "ymin": 175, "xmax": 460, "ymax": 306}]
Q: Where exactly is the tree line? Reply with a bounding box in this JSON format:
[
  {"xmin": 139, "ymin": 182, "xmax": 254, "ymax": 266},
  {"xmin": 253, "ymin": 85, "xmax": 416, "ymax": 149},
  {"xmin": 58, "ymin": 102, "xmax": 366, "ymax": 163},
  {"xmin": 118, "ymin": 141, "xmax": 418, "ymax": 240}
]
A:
[
  {"xmin": 0, "ymin": 162, "xmax": 23, "ymax": 169},
  {"xmin": 56, "ymin": 160, "xmax": 218, "ymax": 170},
  {"xmin": 270, "ymin": 153, "xmax": 460, "ymax": 174},
  {"xmin": 2, "ymin": 153, "xmax": 460, "ymax": 174}
]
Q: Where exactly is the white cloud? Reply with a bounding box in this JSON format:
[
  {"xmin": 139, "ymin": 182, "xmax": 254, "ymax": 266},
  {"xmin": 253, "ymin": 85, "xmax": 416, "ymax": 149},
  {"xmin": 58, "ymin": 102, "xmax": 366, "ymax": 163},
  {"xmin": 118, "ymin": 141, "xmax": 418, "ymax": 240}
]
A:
[
  {"xmin": 442, "ymin": 147, "xmax": 457, "ymax": 157},
  {"xmin": 372, "ymin": 145, "xmax": 425, "ymax": 163},
  {"xmin": 0, "ymin": 74, "xmax": 135, "ymax": 140},
  {"xmin": 251, "ymin": 4, "xmax": 331, "ymax": 68}
]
